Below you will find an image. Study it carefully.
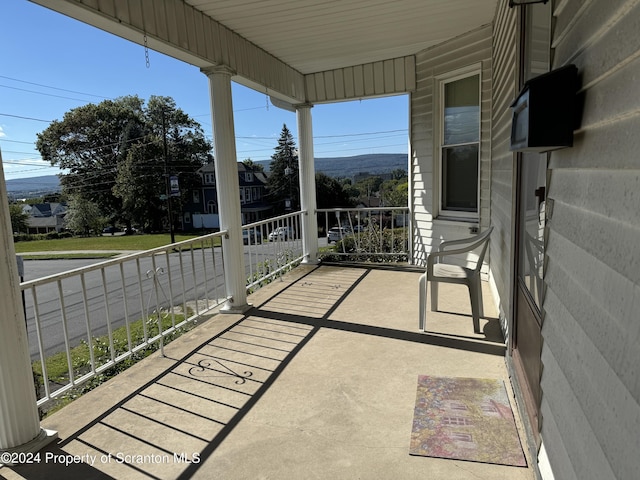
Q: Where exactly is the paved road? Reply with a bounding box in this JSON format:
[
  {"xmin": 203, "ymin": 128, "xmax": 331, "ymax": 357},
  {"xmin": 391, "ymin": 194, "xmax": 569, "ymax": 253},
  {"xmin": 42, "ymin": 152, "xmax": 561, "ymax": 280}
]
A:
[
  {"xmin": 21, "ymin": 250, "xmax": 225, "ymax": 359},
  {"xmin": 19, "ymin": 240, "xmax": 312, "ymax": 359}
]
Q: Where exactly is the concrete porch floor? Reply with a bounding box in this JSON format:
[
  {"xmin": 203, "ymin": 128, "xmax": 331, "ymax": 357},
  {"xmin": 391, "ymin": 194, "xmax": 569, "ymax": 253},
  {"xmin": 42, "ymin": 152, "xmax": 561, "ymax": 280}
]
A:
[{"xmin": 2, "ymin": 264, "xmax": 534, "ymax": 480}]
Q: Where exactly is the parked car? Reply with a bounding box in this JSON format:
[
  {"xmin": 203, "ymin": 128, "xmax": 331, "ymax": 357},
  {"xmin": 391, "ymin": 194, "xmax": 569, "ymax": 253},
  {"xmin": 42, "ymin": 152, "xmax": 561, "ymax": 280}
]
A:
[
  {"xmin": 102, "ymin": 226, "xmax": 121, "ymax": 234},
  {"xmin": 242, "ymin": 229, "xmax": 262, "ymax": 245},
  {"xmin": 327, "ymin": 226, "xmax": 350, "ymax": 243},
  {"xmin": 268, "ymin": 226, "xmax": 294, "ymax": 241}
]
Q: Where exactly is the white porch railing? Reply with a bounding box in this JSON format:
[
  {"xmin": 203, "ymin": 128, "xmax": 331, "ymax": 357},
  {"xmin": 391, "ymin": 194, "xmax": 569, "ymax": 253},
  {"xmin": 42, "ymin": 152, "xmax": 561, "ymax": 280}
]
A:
[
  {"xmin": 22, "ymin": 232, "xmax": 228, "ymax": 408},
  {"xmin": 22, "ymin": 208, "xmax": 406, "ymax": 409},
  {"xmin": 317, "ymin": 207, "xmax": 410, "ymax": 262},
  {"xmin": 21, "ymin": 212, "xmax": 307, "ymax": 409},
  {"xmin": 242, "ymin": 211, "xmax": 305, "ymax": 292}
]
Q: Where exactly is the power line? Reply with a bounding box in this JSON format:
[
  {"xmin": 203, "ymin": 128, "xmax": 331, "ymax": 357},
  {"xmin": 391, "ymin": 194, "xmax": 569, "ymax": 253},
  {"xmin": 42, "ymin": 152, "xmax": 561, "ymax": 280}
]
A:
[
  {"xmin": 0, "ymin": 112, "xmax": 51, "ymax": 123},
  {"xmin": 0, "ymin": 84, "xmax": 95, "ymax": 103},
  {"xmin": 0, "ymin": 75, "xmax": 112, "ymax": 100}
]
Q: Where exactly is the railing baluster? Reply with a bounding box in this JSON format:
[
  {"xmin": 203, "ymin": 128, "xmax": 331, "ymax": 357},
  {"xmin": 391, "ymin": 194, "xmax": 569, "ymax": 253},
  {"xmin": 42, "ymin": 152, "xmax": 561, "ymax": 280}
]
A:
[
  {"xmin": 100, "ymin": 268, "xmax": 115, "ymax": 363},
  {"xmin": 118, "ymin": 263, "xmax": 132, "ymax": 354},
  {"xmin": 80, "ymin": 272, "xmax": 97, "ymax": 375},
  {"xmin": 30, "ymin": 287, "xmax": 50, "ymax": 401},
  {"xmin": 56, "ymin": 279, "xmax": 74, "ymax": 385}
]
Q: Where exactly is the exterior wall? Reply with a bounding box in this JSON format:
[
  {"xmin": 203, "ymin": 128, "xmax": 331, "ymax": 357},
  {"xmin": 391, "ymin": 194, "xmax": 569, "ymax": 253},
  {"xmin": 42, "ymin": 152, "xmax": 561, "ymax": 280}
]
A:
[
  {"xmin": 488, "ymin": 0, "xmax": 518, "ymax": 336},
  {"xmin": 410, "ymin": 25, "xmax": 492, "ymax": 268},
  {"xmin": 305, "ymin": 56, "xmax": 416, "ymax": 103},
  {"xmin": 536, "ymin": 1, "xmax": 640, "ymax": 479}
]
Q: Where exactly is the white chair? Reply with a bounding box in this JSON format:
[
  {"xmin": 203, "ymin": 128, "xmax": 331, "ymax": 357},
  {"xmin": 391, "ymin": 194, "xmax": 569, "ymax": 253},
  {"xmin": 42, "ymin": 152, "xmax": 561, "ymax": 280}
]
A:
[{"xmin": 419, "ymin": 226, "xmax": 493, "ymax": 333}]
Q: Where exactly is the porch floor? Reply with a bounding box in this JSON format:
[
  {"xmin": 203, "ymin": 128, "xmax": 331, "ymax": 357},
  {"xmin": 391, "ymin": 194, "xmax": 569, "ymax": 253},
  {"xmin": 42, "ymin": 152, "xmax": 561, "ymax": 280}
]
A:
[{"xmin": 2, "ymin": 264, "xmax": 534, "ymax": 480}]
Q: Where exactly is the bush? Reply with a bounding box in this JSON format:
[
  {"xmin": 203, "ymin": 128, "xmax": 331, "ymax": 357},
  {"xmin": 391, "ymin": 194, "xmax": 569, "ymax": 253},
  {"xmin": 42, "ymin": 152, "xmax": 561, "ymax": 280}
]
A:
[{"xmin": 321, "ymin": 226, "xmax": 408, "ymax": 263}]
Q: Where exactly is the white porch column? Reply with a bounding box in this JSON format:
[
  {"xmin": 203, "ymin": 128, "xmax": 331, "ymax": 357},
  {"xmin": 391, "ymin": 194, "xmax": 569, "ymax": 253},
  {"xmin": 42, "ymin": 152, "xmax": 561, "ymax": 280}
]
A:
[
  {"xmin": 201, "ymin": 66, "xmax": 249, "ymax": 313},
  {"xmin": 296, "ymin": 104, "xmax": 319, "ymax": 264},
  {"xmin": 0, "ymin": 150, "xmax": 56, "ymax": 459}
]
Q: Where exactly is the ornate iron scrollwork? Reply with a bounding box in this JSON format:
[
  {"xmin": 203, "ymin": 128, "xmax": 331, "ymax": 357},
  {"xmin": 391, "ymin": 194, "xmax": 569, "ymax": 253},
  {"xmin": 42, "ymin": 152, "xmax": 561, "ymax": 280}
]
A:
[{"xmin": 188, "ymin": 358, "xmax": 253, "ymax": 385}]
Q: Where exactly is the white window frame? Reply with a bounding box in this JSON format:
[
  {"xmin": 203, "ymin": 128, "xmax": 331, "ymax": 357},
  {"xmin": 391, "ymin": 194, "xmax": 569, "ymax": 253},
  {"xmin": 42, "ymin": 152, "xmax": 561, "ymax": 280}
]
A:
[
  {"xmin": 436, "ymin": 64, "xmax": 482, "ymax": 221},
  {"xmin": 192, "ymin": 190, "xmax": 200, "ymax": 204}
]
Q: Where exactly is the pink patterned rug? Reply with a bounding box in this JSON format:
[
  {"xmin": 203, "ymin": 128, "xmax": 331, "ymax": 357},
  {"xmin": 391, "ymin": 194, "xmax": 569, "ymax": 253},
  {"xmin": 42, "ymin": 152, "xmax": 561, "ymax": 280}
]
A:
[{"xmin": 409, "ymin": 376, "xmax": 527, "ymax": 467}]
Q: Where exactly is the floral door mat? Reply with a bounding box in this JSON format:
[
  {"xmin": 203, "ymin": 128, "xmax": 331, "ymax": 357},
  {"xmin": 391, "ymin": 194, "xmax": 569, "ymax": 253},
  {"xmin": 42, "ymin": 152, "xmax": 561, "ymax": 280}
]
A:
[{"xmin": 409, "ymin": 376, "xmax": 527, "ymax": 467}]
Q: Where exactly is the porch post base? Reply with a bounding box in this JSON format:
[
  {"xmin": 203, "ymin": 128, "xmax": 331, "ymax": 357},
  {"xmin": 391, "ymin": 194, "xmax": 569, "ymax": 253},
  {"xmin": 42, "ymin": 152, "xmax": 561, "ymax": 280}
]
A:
[
  {"xmin": 220, "ymin": 301, "xmax": 252, "ymax": 315},
  {"xmin": 301, "ymin": 258, "xmax": 320, "ymax": 265},
  {"xmin": 0, "ymin": 428, "xmax": 58, "ymax": 466}
]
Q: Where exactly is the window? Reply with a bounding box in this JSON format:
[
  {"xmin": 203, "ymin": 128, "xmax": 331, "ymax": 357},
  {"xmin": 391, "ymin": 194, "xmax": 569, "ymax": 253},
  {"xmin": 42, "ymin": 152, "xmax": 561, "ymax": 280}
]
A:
[
  {"xmin": 203, "ymin": 173, "xmax": 215, "ymax": 185},
  {"xmin": 450, "ymin": 433, "xmax": 473, "ymax": 442},
  {"xmin": 442, "ymin": 416, "xmax": 473, "ymax": 426},
  {"xmin": 193, "ymin": 190, "xmax": 200, "ymax": 204},
  {"xmin": 245, "ymin": 172, "xmax": 253, "ymax": 182},
  {"xmin": 207, "ymin": 200, "xmax": 216, "ymax": 214},
  {"xmin": 439, "ymin": 71, "xmax": 480, "ymax": 217},
  {"xmin": 184, "ymin": 212, "xmax": 191, "ymax": 223}
]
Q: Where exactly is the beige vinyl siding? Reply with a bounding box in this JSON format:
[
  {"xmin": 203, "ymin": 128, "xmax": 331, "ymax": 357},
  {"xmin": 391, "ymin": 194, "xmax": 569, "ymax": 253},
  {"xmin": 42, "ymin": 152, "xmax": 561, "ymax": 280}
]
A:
[
  {"xmin": 539, "ymin": 0, "xmax": 640, "ymax": 479},
  {"xmin": 489, "ymin": 0, "xmax": 518, "ymax": 335},
  {"xmin": 304, "ymin": 56, "xmax": 416, "ymax": 103},
  {"xmin": 410, "ymin": 24, "xmax": 492, "ymax": 268}
]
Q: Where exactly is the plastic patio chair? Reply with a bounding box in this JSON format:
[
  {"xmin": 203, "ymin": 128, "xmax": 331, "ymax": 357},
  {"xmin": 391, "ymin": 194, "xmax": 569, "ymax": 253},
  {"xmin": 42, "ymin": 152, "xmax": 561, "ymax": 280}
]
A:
[{"xmin": 418, "ymin": 226, "xmax": 493, "ymax": 334}]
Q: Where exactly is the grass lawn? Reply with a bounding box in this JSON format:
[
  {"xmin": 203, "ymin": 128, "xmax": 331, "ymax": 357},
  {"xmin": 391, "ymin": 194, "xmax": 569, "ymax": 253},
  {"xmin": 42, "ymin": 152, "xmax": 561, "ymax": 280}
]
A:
[{"xmin": 14, "ymin": 233, "xmax": 219, "ymax": 253}]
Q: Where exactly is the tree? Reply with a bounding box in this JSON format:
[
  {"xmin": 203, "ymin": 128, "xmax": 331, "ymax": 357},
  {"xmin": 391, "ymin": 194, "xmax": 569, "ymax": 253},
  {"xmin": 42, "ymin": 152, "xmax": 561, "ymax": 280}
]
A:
[
  {"xmin": 113, "ymin": 96, "xmax": 211, "ymax": 231},
  {"xmin": 64, "ymin": 196, "xmax": 103, "ymax": 236},
  {"xmin": 381, "ymin": 178, "xmax": 408, "ymax": 206},
  {"xmin": 242, "ymin": 158, "xmax": 264, "ymax": 172},
  {"xmin": 315, "ymin": 172, "xmax": 354, "ymax": 209},
  {"xmin": 36, "ymin": 95, "xmax": 212, "ymax": 232},
  {"xmin": 9, "ymin": 204, "xmax": 29, "ymax": 234},
  {"xmin": 266, "ymin": 124, "xmax": 298, "ymax": 213},
  {"xmin": 36, "ymin": 96, "xmax": 146, "ymax": 222}
]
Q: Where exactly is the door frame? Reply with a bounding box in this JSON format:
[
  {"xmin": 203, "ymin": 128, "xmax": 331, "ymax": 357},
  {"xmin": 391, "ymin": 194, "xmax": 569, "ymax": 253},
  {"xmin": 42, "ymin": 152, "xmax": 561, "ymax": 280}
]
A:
[{"xmin": 508, "ymin": 2, "xmax": 552, "ymax": 450}]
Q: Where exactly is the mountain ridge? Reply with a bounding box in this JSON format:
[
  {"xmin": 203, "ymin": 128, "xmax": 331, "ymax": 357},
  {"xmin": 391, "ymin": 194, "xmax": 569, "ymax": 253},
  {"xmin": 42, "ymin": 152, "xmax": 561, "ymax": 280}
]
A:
[{"xmin": 6, "ymin": 153, "xmax": 408, "ymax": 196}]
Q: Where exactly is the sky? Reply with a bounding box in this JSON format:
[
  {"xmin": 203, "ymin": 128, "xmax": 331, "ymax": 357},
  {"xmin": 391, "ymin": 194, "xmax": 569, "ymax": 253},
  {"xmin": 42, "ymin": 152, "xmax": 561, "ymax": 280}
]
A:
[{"xmin": 0, "ymin": 0, "xmax": 409, "ymax": 181}]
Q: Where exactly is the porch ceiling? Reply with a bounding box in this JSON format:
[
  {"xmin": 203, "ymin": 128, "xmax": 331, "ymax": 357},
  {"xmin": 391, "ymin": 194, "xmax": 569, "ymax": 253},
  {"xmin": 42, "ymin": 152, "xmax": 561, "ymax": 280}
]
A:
[
  {"xmin": 31, "ymin": 0, "xmax": 498, "ymax": 102},
  {"xmin": 184, "ymin": 0, "xmax": 499, "ymax": 74}
]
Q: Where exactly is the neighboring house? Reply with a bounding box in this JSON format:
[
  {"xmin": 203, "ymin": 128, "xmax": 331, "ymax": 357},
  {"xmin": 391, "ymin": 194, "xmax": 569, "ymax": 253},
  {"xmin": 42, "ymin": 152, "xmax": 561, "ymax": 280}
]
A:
[
  {"xmin": 25, "ymin": 202, "xmax": 67, "ymax": 234},
  {"xmin": 8, "ymin": 1, "xmax": 640, "ymax": 479},
  {"xmin": 181, "ymin": 161, "xmax": 271, "ymax": 231}
]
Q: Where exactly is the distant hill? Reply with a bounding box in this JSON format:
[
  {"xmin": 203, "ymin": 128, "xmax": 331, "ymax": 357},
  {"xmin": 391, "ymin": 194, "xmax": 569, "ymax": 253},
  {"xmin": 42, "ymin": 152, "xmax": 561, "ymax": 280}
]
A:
[
  {"xmin": 5, "ymin": 153, "xmax": 408, "ymax": 197},
  {"xmin": 5, "ymin": 175, "xmax": 61, "ymax": 198},
  {"xmin": 257, "ymin": 153, "xmax": 408, "ymax": 179}
]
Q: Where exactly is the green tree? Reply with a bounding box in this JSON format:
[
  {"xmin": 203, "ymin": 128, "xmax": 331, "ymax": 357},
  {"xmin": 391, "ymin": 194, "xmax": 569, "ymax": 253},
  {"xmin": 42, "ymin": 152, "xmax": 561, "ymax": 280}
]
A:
[
  {"xmin": 242, "ymin": 158, "xmax": 264, "ymax": 172},
  {"xmin": 9, "ymin": 204, "xmax": 29, "ymax": 234},
  {"xmin": 381, "ymin": 178, "xmax": 408, "ymax": 206},
  {"xmin": 113, "ymin": 96, "xmax": 211, "ymax": 231},
  {"xmin": 64, "ymin": 196, "xmax": 103, "ymax": 236},
  {"xmin": 315, "ymin": 172, "xmax": 354, "ymax": 209},
  {"xmin": 36, "ymin": 95, "xmax": 212, "ymax": 233},
  {"xmin": 267, "ymin": 124, "xmax": 298, "ymax": 213},
  {"xmin": 36, "ymin": 96, "xmax": 146, "ymax": 222}
]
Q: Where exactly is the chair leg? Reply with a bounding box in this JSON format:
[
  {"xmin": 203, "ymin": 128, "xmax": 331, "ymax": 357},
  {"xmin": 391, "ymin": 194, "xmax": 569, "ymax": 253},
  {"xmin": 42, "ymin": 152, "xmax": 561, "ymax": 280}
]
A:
[
  {"xmin": 418, "ymin": 273, "xmax": 426, "ymax": 331},
  {"xmin": 469, "ymin": 281, "xmax": 481, "ymax": 334},
  {"xmin": 430, "ymin": 280, "xmax": 438, "ymax": 312}
]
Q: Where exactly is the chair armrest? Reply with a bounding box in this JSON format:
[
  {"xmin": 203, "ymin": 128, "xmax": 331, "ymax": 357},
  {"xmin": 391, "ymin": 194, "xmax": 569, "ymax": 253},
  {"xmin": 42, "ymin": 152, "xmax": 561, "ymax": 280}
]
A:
[{"xmin": 428, "ymin": 226, "xmax": 493, "ymax": 272}]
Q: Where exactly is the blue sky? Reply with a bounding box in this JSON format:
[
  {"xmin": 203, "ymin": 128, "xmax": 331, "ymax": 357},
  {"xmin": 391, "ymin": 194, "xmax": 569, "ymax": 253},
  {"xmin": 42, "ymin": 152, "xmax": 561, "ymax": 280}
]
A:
[{"xmin": 0, "ymin": 0, "xmax": 408, "ymax": 181}]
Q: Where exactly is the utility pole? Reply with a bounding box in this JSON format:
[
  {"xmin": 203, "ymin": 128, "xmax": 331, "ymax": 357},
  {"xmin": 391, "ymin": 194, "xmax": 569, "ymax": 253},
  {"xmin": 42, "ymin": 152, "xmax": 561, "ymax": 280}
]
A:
[{"xmin": 162, "ymin": 110, "xmax": 175, "ymax": 244}]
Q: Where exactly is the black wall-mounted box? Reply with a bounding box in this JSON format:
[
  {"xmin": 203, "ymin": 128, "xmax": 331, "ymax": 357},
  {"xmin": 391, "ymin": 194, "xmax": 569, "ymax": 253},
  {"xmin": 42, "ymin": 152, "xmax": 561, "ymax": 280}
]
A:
[{"xmin": 510, "ymin": 64, "xmax": 578, "ymax": 153}]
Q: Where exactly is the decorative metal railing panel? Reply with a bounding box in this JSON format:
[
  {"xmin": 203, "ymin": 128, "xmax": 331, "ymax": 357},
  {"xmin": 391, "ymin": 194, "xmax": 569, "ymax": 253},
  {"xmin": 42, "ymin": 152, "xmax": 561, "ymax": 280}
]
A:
[
  {"xmin": 317, "ymin": 207, "xmax": 410, "ymax": 262},
  {"xmin": 22, "ymin": 232, "xmax": 227, "ymax": 408}
]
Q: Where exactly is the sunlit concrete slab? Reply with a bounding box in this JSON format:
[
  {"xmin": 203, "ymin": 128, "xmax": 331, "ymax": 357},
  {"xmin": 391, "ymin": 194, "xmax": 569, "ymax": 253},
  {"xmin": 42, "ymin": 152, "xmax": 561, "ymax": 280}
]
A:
[{"xmin": 1, "ymin": 264, "xmax": 533, "ymax": 480}]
